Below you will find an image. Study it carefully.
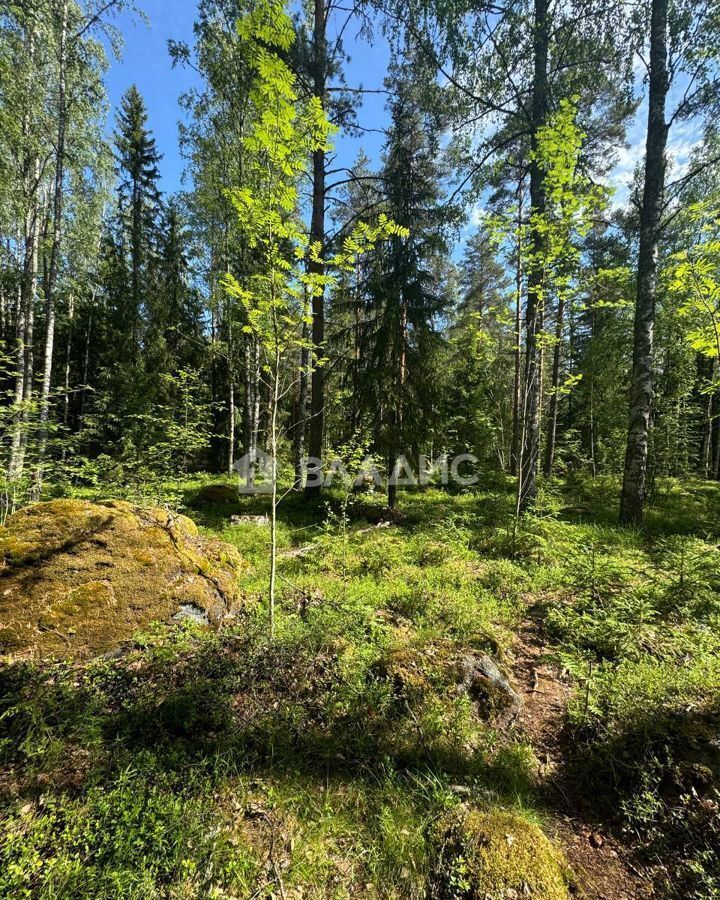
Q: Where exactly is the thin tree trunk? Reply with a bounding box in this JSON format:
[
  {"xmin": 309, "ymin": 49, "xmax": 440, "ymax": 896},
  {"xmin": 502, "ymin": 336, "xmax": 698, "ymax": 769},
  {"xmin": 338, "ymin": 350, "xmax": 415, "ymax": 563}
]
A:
[
  {"xmin": 0, "ymin": 282, "xmax": 6, "ymax": 347},
  {"xmin": 293, "ymin": 320, "xmax": 309, "ymax": 489},
  {"xmin": 36, "ymin": 0, "xmax": 69, "ymax": 489},
  {"xmin": 61, "ymin": 292, "xmax": 74, "ymax": 461},
  {"xmin": 10, "ymin": 168, "xmax": 40, "ymax": 480},
  {"xmin": 228, "ymin": 378, "xmax": 235, "ymax": 475},
  {"xmin": 305, "ymin": 0, "xmax": 327, "ymax": 499},
  {"xmin": 8, "ymin": 281, "xmax": 26, "ymax": 479},
  {"xmin": 518, "ymin": 0, "xmax": 549, "ymax": 512},
  {"xmin": 79, "ymin": 297, "xmax": 94, "ymax": 426},
  {"xmin": 388, "ymin": 446, "xmax": 398, "ymax": 509},
  {"xmin": 619, "ymin": 0, "xmax": 669, "ymax": 524},
  {"xmin": 244, "ymin": 337, "xmax": 261, "ymax": 477},
  {"xmin": 16, "ymin": 198, "xmax": 38, "ymax": 477},
  {"xmin": 697, "ymin": 356, "xmax": 713, "ymax": 476},
  {"xmin": 544, "ymin": 290, "xmax": 565, "ymax": 475},
  {"xmin": 9, "ymin": 19, "xmax": 40, "ymax": 481},
  {"xmin": 712, "ymin": 392, "xmax": 720, "ymax": 479},
  {"xmin": 511, "ymin": 184, "xmax": 523, "ymax": 477}
]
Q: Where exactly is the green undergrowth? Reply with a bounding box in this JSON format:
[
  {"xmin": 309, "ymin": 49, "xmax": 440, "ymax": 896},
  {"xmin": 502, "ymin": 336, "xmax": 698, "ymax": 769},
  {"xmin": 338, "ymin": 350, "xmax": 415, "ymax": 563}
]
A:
[{"xmin": 1, "ymin": 476, "xmax": 719, "ymax": 897}]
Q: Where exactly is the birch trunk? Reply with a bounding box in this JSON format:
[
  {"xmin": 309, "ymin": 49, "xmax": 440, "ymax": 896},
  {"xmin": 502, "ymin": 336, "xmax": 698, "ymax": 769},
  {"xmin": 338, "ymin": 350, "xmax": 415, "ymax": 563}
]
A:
[
  {"xmin": 36, "ymin": 0, "xmax": 69, "ymax": 488},
  {"xmin": 293, "ymin": 322, "xmax": 309, "ymax": 489}
]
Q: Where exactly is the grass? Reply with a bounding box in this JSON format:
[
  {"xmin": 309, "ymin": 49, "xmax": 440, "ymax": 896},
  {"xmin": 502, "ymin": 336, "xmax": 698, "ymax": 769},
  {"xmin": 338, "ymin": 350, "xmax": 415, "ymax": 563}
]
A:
[{"xmin": 1, "ymin": 475, "xmax": 719, "ymax": 897}]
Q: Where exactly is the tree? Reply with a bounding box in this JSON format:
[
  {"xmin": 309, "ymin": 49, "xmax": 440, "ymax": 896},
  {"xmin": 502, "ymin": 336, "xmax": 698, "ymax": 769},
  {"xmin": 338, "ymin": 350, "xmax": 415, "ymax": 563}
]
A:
[
  {"xmin": 0, "ymin": 0, "xmax": 116, "ymax": 493},
  {"xmin": 380, "ymin": 0, "xmax": 635, "ymax": 509},
  {"xmin": 114, "ymin": 84, "xmax": 162, "ymax": 349},
  {"xmin": 293, "ymin": 0, "xmax": 365, "ymax": 498},
  {"xmin": 620, "ymin": 0, "xmax": 720, "ymax": 523},
  {"xmin": 666, "ymin": 201, "xmax": 720, "ymax": 476},
  {"xmin": 354, "ymin": 53, "xmax": 453, "ymax": 507},
  {"xmin": 171, "ymin": 0, "xmax": 260, "ymax": 475},
  {"xmin": 224, "ymin": 0, "xmax": 403, "ymax": 632}
]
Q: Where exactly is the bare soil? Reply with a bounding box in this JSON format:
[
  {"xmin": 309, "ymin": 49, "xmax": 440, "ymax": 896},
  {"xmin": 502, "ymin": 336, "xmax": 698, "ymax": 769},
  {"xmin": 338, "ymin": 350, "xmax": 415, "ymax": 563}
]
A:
[{"xmin": 511, "ymin": 617, "xmax": 655, "ymax": 900}]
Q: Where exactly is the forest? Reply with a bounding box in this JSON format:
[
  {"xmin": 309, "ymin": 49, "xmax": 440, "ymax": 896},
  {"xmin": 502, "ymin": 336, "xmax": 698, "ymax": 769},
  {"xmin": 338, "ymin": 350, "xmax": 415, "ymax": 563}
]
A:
[{"xmin": 0, "ymin": 0, "xmax": 719, "ymax": 897}]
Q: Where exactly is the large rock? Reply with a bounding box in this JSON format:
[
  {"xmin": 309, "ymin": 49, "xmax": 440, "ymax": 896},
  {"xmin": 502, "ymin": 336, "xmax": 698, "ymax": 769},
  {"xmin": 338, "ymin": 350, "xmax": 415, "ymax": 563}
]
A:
[
  {"xmin": 0, "ymin": 499, "xmax": 245, "ymax": 660},
  {"xmin": 430, "ymin": 808, "xmax": 572, "ymax": 899}
]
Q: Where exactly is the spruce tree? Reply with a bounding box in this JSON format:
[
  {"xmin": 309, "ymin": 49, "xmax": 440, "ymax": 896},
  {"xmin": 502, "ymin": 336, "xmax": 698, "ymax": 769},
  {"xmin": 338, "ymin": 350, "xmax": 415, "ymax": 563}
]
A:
[
  {"xmin": 357, "ymin": 55, "xmax": 453, "ymax": 507},
  {"xmin": 114, "ymin": 85, "xmax": 162, "ymax": 347}
]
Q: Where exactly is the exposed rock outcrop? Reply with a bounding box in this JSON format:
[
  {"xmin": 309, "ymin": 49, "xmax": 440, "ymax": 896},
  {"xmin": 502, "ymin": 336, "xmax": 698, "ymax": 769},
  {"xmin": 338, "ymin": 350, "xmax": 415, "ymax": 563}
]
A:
[{"xmin": 0, "ymin": 499, "xmax": 245, "ymax": 660}]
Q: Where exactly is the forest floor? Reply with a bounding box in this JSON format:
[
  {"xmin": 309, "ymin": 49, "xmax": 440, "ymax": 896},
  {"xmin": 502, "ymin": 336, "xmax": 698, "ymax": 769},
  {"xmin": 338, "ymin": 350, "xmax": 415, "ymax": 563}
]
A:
[
  {"xmin": 512, "ymin": 617, "xmax": 653, "ymax": 899},
  {"xmin": 1, "ymin": 475, "xmax": 719, "ymax": 898}
]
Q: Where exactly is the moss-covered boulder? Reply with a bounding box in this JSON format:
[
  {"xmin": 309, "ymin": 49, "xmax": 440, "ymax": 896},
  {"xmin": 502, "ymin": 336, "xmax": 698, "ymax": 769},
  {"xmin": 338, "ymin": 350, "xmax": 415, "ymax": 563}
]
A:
[
  {"xmin": 430, "ymin": 808, "xmax": 572, "ymax": 899},
  {"xmin": 374, "ymin": 638, "xmax": 521, "ymax": 725},
  {"xmin": 196, "ymin": 483, "xmax": 238, "ymax": 504},
  {"xmin": 0, "ymin": 499, "xmax": 246, "ymax": 660}
]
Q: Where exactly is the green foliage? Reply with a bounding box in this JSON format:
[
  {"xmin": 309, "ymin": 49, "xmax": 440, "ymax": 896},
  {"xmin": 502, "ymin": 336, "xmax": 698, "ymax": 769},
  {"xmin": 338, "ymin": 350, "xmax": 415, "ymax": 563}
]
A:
[{"xmin": 667, "ymin": 202, "xmax": 720, "ymax": 374}]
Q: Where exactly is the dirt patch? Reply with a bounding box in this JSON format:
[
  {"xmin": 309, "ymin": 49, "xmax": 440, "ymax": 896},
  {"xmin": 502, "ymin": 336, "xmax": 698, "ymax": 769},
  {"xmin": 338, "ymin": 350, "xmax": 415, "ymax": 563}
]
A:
[
  {"xmin": 512, "ymin": 618, "xmax": 655, "ymax": 900},
  {"xmin": 0, "ymin": 499, "xmax": 246, "ymax": 660}
]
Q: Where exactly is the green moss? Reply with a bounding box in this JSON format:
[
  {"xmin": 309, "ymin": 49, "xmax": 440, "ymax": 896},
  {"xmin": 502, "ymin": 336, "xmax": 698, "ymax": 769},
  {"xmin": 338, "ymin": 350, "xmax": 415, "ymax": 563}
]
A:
[
  {"xmin": 0, "ymin": 500, "xmax": 246, "ymax": 660},
  {"xmin": 196, "ymin": 483, "xmax": 238, "ymax": 504},
  {"xmin": 430, "ymin": 808, "xmax": 572, "ymax": 900}
]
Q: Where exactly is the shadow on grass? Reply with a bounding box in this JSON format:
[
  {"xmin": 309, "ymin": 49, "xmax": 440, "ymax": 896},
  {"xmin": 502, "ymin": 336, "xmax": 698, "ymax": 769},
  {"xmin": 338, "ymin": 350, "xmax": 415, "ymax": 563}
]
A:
[{"xmin": 0, "ymin": 620, "xmax": 537, "ymax": 815}]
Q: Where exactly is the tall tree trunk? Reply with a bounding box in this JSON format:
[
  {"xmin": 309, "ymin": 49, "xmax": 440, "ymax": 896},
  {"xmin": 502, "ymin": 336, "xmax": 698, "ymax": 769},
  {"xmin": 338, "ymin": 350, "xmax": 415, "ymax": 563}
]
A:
[
  {"xmin": 79, "ymin": 296, "xmax": 94, "ymax": 427},
  {"xmin": 61, "ymin": 292, "xmax": 74, "ymax": 460},
  {"xmin": 619, "ymin": 0, "xmax": 669, "ymax": 524},
  {"xmin": 227, "ymin": 296, "xmax": 235, "ymax": 476},
  {"xmin": 16, "ymin": 193, "xmax": 38, "ymax": 477},
  {"xmin": 9, "ymin": 19, "xmax": 39, "ymax": 482},
  {"xmin": 544, "ymin": 291, "xmax": 565, "ymax": 475},
  {"xmin": 36, "ymin": 0, "xmax": 69, "ymax": 489},
  {"xmin": 8, "ymin": 282, "xmax": 27, "ymax": 479},
  {"xmin": 305, "ymin": 0, "xmax": 327, "ymax": 499},
  {"xmin": 518, "ymin": 0, "xmax": 549, "ymax": 512},
  {"xmin": 511, "ymin": 183, "xmax": 523, "ymax": 477},
  {"xmin": 696, "ymin": 355, "xmax": 714, "ymax": 476},
  {"xmin": 388, "ymin": 299, "xmax": 408, "ymax": 509},
  {"xmin": 388, "ymin": 444, "xmax": 398, "ymax": 509},
  {"xmin": 243, "ymin": 336, "xmax": 261, "ymax": 481},
  {"xmin": 0, "ymin": 282, "xmax": 6, "ymax": 346},
  {"xmin": 228, "ymin": 378, "xmax": 235, "ymax": 475},
  {"xmin": 713, "ymin": 394, "xmax": 720, "ymax": 480}
]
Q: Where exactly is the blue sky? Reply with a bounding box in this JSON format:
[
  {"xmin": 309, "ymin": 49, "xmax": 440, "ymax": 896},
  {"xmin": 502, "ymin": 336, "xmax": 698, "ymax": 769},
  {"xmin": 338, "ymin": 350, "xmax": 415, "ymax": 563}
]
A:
[
  {"xmin": 103, "ymin": 1, "xmax": 701, "ymax": 223},
  {"xmin": 104, "ymin": 1, "xmax": 200, "ymax": 193},
  {"xmin": 103, "ymin": 0, "xmax": 391, "ymax": 195}
]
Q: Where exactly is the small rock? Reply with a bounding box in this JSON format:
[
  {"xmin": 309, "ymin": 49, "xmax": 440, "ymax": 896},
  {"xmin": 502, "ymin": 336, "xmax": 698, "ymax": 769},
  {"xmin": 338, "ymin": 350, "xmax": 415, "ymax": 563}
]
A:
[
  {"xmin": 173, "ymin": 603, "xmax": 210, "ymax": 626},
  {"xmin": 230, "ymin": 514, "xmax": 269, "ymax": 526},
  {"xmin": 457, "ymin": 652, "xmax": 523, "ymax": 725}
]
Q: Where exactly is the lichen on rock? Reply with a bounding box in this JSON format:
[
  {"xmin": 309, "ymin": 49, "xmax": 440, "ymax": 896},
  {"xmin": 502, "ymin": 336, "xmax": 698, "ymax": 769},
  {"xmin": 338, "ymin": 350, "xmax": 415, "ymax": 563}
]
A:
[
  {"xmin": 429, "ymin": 807, "xmax": 572, "ymax": 899},
  {"xmin": 0, "ymin": 499, "xmax": 246, "ymax": 660}
]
